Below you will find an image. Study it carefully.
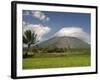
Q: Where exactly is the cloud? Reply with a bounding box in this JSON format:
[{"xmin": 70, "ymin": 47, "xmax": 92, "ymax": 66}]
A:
[
  {"xmin": 54, "ymin": 27, "xmax": 90, "ymax": 44},
  {"xmin": 22, "ymin": 21, "xmax": 27, "ymax": 26},
  {"xmin": 31, "ymin": 11, "xmax": 49, "ymax": 21},
  {"xmin": 23, "ymin": 11, "xmax": 30, "ymax": 15},
  {"xmin": 23, "ymin": 10, "xmax": 50, "ymax": 21},
  {"xmin": 23, "ymin": 22, "xmax": 51, "ymax": 41}
]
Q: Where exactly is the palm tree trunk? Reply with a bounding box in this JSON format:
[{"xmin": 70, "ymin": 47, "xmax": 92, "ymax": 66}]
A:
[
  {"xmin": 28, "ymin": 43, "xmax": 31, "ymax": 49},
  {"xmin": 26, "ymin": 43, "xmax": 31, "ymax": 55}
]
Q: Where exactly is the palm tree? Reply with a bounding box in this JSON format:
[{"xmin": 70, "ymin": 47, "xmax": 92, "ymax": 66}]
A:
[{"xmin": 23, "ymin": 30, "xmax": 37, "ymax": 55}]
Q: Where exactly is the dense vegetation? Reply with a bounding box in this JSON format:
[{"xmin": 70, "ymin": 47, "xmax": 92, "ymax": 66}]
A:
[{"xmin": 23, "ymin": 46, "xmax": 90, "ymax": 58}]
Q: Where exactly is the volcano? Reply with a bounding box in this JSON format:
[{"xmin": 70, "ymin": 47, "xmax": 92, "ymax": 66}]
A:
[{"xmin": 36, "ymin": 36, "xmax": 90, "ymax": 49}]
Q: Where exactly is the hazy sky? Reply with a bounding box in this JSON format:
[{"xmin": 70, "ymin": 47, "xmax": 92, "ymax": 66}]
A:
[{"xmin": 22, "ymin": 10, "xmax": 91, "ymax": 43}]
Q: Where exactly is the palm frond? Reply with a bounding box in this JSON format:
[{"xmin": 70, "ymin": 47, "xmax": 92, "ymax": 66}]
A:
[
  {"xmin": 23, "ymin": 30, "xmax": 37, "ymax": 45},
  {"xmin": 24, "ymin": 30, "xmax": 32, "ymax": 42}
]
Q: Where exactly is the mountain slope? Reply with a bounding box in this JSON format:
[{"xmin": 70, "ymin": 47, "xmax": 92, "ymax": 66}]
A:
[{"xmin": 36, "ymin": 36, "xmax": 90, "ymax": 49}]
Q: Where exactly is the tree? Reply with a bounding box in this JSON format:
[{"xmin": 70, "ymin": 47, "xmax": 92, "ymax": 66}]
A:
[{"xmin": 23, "ymin": 30, "xmax": 37, "ymax": 56}]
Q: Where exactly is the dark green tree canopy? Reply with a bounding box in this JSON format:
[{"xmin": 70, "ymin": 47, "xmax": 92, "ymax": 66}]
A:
[{"xmin": 23, "ymin": 30, "xmax": 37, "ymax": 48}]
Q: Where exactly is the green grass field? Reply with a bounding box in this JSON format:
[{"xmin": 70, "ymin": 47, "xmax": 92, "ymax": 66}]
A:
[{"xmin": 23, "ymin": 50, "xmax": 91, "ymax": 69}]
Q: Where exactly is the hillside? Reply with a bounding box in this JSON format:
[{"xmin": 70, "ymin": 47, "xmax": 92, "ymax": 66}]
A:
[{"xmin": 36, "ymin": 36, "xmax": 90, "ymax": 49}]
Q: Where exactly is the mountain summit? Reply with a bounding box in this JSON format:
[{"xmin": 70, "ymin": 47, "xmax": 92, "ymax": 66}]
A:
[{"xmin": 36, "ymin": 36, "xmax": 90, "ymax": 49}]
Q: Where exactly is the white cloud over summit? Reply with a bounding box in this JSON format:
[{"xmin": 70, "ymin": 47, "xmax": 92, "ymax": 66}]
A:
[
  {"xmin": 54, "ymin": 27, "xmax": 90, "ymax": 44},
  {"xmin": 23, "ymin": 22, "xmax": 51, "ymax": 41}
]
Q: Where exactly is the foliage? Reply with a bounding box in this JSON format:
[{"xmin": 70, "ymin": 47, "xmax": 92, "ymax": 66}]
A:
[
  {"xmin": 23, "ymin": 30, "xmax": 37, "ymax": 48},
  {"xmin": 23, "ymin": 30, "xmax": 37, "ymax": 57},
  {"xmin": 23, "ymin": 46, "xmax": 90, "ymax": 58}
]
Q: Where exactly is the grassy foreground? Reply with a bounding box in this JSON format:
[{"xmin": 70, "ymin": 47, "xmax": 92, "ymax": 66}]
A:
[{"xmin": 23, "ymin": 51, "xmax": 90, "ymax": 69}]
